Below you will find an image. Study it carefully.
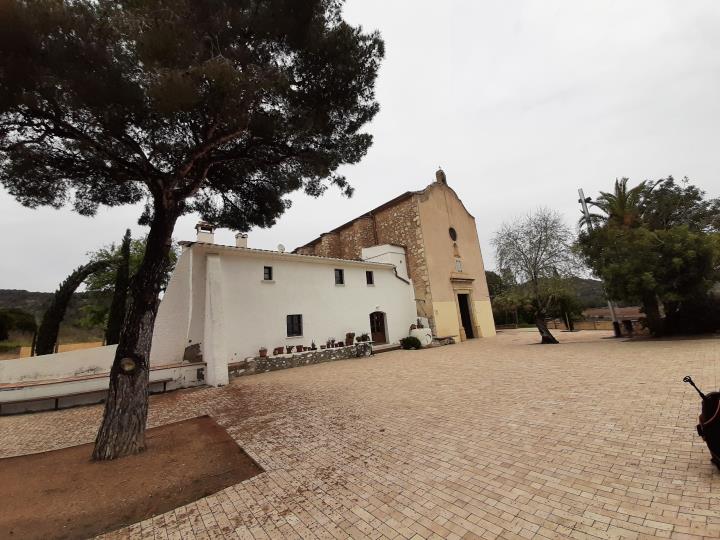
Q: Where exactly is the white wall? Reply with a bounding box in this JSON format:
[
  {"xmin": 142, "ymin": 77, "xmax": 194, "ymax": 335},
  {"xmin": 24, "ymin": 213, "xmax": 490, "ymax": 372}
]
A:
[
  {"xmin": 361, "ymin": 244, "xmax": 410, "ymax": 281},
  {"xmin": 189, "ymin": 246, "xmax": 417, "ymax": 362},
  {"xmin": 0, "ymin": 345, "xmax": 118, "ymax": 383},
  {"xmin": 149, "ymin": 247, "xmax": 193, "ymax": 365}
]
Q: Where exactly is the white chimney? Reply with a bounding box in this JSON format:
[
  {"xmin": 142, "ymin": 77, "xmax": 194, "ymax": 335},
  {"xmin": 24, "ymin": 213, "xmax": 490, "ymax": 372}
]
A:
[
  {"xmin": 195, "ymin": 221, "xmax": 216, "ymax": 244},
  {"xmin": 235, "ymin": 232, "xmax": 248, "ymax": 248}
]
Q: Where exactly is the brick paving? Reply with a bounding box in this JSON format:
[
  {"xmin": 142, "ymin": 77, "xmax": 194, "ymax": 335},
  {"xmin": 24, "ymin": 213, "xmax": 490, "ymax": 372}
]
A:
[{"xmin": 2, "ymin": 329, "xmax": 720, "ymax": 539}]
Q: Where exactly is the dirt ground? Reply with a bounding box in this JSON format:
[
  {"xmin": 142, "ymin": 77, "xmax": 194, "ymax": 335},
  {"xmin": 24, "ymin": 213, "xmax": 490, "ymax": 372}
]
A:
[{"xmin": 0, "ymin": 416, "xmax": 262, "ymax": 540}]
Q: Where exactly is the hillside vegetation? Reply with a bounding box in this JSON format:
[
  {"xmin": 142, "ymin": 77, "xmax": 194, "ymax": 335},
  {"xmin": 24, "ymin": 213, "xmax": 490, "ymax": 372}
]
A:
[{"xmin": 0, "ymin": 289, "xmax": 108, "ymax": 344}]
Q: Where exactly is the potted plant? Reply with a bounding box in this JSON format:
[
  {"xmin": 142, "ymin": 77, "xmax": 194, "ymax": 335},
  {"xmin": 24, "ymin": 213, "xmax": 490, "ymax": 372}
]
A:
[
  {"xmin": 311, "ymin": 341, "xmax": 317, "ymax": 350},
  {"xmin": 259, "ymin": 347, "xmax": 268, "ymax": 358},
  {"xmin": 286, "ymin": 345, "xmax": 294, "ymax": 354},
  {"xmin": 345, "ymin": 332, "xmax": 355, "ymax": 346},
  {"xmin": 273, "ymin": 346, "xmax": 283, "ymax": 356},
  {"xmin": 296, "ymin": 345, "xmax": 304, "ymax": 353}
]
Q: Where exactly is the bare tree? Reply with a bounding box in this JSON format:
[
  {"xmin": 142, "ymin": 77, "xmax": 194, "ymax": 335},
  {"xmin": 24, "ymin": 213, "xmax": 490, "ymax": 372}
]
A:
[{"xmin": 492, "ymin": 209, "xmax": 580, "ymax": 344}]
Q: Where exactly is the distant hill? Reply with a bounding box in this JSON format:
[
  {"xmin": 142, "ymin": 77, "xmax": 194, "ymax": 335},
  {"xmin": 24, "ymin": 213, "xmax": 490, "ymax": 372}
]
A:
[
  {"xmin": 570, "ymin": 278, "xmax": 607, "ymax": 308},
  {"xmin": 0, "ymin": 289, "xmax": 108, "ymax": 344}
]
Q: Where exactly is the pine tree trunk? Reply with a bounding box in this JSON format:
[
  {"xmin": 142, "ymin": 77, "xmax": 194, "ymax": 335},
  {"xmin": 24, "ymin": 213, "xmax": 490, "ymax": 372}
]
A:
[
  {"xmin": 92, "ymin": 207, "xmax": 178, "ymax": 461},
  {"xmin": 536, "ymin": 315, "xmax": 559, "ymax": 344}
]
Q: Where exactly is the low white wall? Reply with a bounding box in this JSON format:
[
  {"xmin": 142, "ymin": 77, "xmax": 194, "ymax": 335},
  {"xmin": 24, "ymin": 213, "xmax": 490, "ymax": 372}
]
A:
[
  {"xmin": 0, "ymin": 363, "xmax": 205, "ymax": 413},
  {"xmin": 0, "ymin": 345, "xmax": 117, "ymax": 383}
]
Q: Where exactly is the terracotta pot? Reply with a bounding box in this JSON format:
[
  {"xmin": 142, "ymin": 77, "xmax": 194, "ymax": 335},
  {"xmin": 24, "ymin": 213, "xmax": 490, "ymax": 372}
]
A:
[{"xmin": 259, "ymin": 348, "xmax": 267, "ymax": 358}]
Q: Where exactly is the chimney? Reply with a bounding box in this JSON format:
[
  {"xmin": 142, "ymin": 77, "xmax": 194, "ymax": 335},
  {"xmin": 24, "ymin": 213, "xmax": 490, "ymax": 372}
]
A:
[
  {"xmin": 235, "ymin": 232, "xmax": 248, "ymax": 248},
  {"xmin": 435, "ymin": 167, "xmax": 447, "ymax": 185},
  {"xmin": 195, "ymin": 221, "xmax": 216, "ymax": 244}
]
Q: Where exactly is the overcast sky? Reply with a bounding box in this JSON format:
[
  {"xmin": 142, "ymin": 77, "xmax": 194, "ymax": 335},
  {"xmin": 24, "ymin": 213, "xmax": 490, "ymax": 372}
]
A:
[{"xmin": 2, "ymin": 0, "xmax": 719, "ymax": 292}]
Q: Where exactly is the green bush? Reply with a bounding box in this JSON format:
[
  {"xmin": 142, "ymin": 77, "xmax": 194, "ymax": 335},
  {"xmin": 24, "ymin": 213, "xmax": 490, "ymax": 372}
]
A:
[
  {"xmin": 0, "ymin": 308, "xmax": 37, "ymax": 334},
  {"xmin": 400, "ymin": 336, "xmax": 423, "ymax": 350}
]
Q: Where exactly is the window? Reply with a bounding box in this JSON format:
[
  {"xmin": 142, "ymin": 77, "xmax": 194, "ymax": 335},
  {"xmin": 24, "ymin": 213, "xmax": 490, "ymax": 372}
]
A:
[
  {"xmin": 449, "ymin": 227, "xmax": 457, "ymax": 241},
  {"xmin": 286, "ymin": 314, "xmax": 303, "ymax": 337},
  {"xmin": 455, "ymin": 258, "xmax": 463, "ymax": 272},
  {"xmin": 263, "ymin": 266, "xmax": 273, "ymax": 281},
  {"xmin": 366, "ymin": 270, "xmax": 374, "ymax": 285},
  {"xmin": 334, "ymin": 268, "xmax": 344, "ymax": 285}
]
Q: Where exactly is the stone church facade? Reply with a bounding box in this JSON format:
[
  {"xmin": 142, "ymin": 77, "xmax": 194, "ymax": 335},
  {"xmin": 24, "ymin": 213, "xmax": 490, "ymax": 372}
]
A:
[{"xmin": 295, "ymin": 171, "xmax": 496, "ymax": 341}]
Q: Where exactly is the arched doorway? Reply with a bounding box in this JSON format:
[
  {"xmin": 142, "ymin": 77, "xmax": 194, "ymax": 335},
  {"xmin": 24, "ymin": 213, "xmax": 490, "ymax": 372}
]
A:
[{"xmin": 369, "ymin": 311, "xmax": 387, "ymax": 344}]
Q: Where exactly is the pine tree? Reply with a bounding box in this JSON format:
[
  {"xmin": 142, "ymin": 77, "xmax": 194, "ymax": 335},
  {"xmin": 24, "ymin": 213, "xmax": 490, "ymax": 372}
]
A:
[{"xmin": 1, "ymin": 0, "xmax": 383, "ymax": 459}]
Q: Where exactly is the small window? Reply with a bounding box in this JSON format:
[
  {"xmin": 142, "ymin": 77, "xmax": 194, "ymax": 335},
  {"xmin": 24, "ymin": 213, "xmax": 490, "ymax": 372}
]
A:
[
  {"xmin": 449, "ymin": 227, "xmax": 457, "ymax": 241},
  {"xmin": 455, "ymin": 258, "xmax": 463, "ymax": 272},
  {"xmin": 334, "ymin": 268, "xmax": 344, "ymax": 285},
  {"xmin": 263, "ymin": 266, "xmax": 273, "ymax": 281},
  {"xmin": 366, "ymin": 270, "xmax": 374, "ymax": 285},
  {"xmin": 286, "ymin": 314, "xmax": 303, "ymax": 337}
]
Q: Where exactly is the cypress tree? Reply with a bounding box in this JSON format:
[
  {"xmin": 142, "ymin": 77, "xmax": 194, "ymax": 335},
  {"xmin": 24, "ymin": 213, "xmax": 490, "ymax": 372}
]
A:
[
  {"xmin": 34, "ymin": 260, "xmax": 109, "ymax": 356},
  {"xmin": 105, "ymin": 230, "xmax": 131, "ymax": 346}
]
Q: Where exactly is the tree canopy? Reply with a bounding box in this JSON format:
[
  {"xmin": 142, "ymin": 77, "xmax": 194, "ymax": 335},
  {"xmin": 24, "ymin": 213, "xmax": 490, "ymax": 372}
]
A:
[
  {"xmin": 0, "ymin": 0, "xmax": 383, "ymax": 226},
  {"xmin": 493, "ymin": 208, "xmax": 580, "ymax": 343},
  {"xmin": 578, "ymin": 176, "xmax": 720, "ymax": 335}
]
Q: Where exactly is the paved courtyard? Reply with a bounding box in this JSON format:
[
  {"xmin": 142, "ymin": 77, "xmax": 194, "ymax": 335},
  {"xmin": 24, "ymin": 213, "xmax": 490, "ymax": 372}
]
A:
[{"xmin": 2, "ymin": 329, "xmax": 720, "ymax": 539}]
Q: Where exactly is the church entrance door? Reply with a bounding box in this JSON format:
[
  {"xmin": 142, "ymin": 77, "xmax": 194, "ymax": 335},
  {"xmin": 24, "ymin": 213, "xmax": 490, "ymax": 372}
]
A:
[{"xmin": 458, "ymin": 293, "xmax": 475, "ymax": 339}]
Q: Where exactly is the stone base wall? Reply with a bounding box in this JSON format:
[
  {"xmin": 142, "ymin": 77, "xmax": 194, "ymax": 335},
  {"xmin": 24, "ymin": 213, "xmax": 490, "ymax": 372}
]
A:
[{"xmin": 228, "ymin": 342, "xmax": 373, "ymax": 378}]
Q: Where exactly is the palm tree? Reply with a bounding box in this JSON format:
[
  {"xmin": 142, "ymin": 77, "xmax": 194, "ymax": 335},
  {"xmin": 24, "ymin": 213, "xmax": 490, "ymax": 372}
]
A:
[{"xmin": 580, "ymin": 178, "xmax": 650, "ymax": 229}]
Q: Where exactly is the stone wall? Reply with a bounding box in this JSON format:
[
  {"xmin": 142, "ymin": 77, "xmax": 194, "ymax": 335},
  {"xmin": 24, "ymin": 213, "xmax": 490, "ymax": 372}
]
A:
[
  {"xmin": 372, "ymin": 196, "xmax": 434, "ymax": 332},
  {"xmin": 227, "ymin": 342, "xmax": 373, "ymax": 378},
  {"xmin": 315, "ymin": 233, "xmax": 341, "ymax": 258}
]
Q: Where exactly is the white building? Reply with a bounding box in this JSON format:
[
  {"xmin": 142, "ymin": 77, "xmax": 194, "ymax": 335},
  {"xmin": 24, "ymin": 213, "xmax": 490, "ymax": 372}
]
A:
[{"xmin": 150, "ymin": 225, "xmax": 418, "ymax": 385}]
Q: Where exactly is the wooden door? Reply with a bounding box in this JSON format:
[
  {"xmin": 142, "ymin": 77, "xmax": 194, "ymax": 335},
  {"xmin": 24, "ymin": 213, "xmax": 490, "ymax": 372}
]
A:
[{"xmin": 370, "ymin": 312, "xmax": 387, "ymax": 344}]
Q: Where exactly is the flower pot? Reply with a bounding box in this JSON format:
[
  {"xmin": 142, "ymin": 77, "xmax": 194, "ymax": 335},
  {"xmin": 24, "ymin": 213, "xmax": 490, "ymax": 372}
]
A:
[{"xmin": 259, "ymin": 348, "xmax": 267, "ymax": 358}]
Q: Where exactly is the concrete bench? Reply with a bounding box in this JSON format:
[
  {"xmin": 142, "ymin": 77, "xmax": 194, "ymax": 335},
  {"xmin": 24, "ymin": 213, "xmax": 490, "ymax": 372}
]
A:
[{"xmin": 0, "ymin": 377, "xmax": 173, "ymax": 415}]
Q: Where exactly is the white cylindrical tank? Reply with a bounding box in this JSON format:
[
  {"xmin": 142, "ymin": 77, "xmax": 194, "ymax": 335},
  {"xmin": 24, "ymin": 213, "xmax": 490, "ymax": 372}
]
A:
[{"xmin": 410, "ymin": 327, "xmax": 433, "ymax": 347}]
